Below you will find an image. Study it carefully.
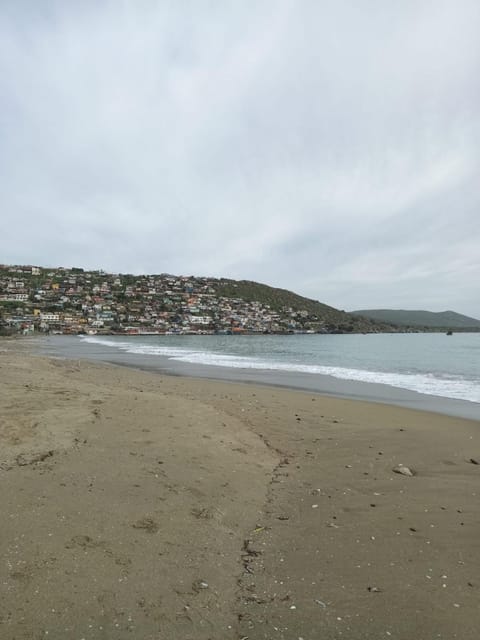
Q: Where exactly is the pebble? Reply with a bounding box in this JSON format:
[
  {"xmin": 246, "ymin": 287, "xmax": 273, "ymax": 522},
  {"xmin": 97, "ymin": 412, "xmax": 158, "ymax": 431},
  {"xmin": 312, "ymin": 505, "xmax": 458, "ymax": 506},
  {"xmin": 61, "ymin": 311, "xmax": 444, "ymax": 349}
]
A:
[
  {"xmin": 392, "ymin": 464, "xmax": 415, "ymax": 477},
  {"xmin": 192, "ymin": 579, "xmax": 209, "ymax": 591}
]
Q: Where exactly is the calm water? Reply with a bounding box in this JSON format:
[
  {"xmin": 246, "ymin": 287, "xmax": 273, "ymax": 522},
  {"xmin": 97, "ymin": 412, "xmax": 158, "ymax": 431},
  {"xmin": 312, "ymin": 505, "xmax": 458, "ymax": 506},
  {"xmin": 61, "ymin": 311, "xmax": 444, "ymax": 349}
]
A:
[{"xmin": 71, "ymin": 333, "xmax": 480, "ymax": 404}]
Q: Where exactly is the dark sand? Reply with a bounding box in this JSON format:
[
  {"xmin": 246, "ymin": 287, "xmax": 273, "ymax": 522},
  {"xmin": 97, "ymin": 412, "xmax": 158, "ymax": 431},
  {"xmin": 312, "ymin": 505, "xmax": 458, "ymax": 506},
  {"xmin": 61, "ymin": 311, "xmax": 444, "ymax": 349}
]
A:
[{"xmin": 1, "ymin": 341, "xmax": 479, "ymax": 639}]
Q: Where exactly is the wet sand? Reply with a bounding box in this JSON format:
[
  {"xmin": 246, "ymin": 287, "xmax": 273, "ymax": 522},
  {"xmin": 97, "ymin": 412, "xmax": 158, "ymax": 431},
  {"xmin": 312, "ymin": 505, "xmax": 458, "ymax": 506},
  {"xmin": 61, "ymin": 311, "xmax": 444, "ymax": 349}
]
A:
[
  {"xmin": 1, "ymin": 341, "xmax": 480, "ymax": 639},
  {"xmin": 40, "ymin": 334, "xmax": 480, "ymax": 421}
]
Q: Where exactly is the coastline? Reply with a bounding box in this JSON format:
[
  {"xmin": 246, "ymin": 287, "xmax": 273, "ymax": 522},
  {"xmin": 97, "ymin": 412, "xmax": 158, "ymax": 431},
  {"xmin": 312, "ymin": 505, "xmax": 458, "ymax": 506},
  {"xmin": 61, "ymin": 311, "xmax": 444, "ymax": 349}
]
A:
[
  {"xmin": 39, "ymin": 334, "xmax": 480, "ymax": 421},
  {"xmin": 1, "ymin": 341, "xmax": 480, "ymax": 639}
]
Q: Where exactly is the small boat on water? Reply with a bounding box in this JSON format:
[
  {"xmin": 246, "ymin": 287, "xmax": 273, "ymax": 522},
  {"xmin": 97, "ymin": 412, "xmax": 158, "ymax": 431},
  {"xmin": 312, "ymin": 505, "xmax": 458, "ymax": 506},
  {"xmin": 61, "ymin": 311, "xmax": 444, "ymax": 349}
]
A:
[{"xmin": 446, "ymin": 330, "xmax": 453, "ymax": 336}]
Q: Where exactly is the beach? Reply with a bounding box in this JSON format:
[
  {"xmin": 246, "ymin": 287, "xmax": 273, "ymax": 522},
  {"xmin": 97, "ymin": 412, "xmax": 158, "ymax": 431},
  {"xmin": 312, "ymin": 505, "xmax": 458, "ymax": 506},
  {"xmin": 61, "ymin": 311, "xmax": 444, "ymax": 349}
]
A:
[{"xmin": 1, "ymin": 341, "xmax": 480, "ymax": 639}]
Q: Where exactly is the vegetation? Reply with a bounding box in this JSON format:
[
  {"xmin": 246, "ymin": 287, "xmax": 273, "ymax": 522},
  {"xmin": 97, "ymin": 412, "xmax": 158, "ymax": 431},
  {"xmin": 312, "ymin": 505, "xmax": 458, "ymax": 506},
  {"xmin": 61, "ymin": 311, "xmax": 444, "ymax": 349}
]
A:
[
  {"xmin": 350, "ymin": 309, "xmax": 480, "ymax": 330},
  {"xmin": 215, "ymin": 279, "xmax": 394, "ymax": 332}
]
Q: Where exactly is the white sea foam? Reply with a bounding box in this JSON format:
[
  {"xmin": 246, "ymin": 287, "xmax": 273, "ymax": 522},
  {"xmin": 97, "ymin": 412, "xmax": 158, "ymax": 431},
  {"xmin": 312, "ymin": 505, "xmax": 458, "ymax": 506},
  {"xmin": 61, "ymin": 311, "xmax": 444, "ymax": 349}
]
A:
[{"xmin": 80, "ymin": 336, "xmax": 480, "ymax": 403}]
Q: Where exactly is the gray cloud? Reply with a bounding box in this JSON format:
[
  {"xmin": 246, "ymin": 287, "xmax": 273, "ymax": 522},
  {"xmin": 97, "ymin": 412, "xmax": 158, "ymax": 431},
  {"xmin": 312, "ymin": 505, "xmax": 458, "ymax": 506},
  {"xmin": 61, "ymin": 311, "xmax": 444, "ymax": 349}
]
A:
[{"xmin": 1, "ymin": 0, "xmax": 479, "ymax": 316}]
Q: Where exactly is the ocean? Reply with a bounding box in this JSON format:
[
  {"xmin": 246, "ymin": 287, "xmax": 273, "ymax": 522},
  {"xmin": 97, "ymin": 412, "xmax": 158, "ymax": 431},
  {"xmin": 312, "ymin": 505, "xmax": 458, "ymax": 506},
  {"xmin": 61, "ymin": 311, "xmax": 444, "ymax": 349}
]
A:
[{"xmin": 40, "ymin": 333, "xmax": 480, "ymax": 420}]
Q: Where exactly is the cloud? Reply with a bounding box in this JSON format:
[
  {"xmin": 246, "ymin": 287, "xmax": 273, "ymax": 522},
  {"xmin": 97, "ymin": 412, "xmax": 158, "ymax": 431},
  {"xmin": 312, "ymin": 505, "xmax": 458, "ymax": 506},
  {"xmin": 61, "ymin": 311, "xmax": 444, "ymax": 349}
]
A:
[{"xmin": 1, "ymin": 0, "xmax": 479, "ymax": 316}]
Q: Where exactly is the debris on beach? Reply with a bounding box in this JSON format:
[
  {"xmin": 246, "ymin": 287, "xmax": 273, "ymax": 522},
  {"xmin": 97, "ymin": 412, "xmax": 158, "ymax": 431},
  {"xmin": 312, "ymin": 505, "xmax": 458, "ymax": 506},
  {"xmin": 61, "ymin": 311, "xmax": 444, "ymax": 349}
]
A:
[
  {"xmin": 192, "ymin": 579, "xmax": 209, "ymax": 592},
  {"xmin": 392, "ymin": 464, "xmax": 415, "ymax": 477},
  {"xmin": 468, "ymin": 457, "xmax": 479, "ymax": 465}
]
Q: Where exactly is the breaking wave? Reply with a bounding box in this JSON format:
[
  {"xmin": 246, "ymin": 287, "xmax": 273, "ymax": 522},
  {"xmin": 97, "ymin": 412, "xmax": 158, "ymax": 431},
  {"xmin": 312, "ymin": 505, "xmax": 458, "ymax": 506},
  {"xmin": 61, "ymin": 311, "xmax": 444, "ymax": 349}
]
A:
[{"xmin": 79, "ymin": 335, "xmax": 480, "ymax": 404}]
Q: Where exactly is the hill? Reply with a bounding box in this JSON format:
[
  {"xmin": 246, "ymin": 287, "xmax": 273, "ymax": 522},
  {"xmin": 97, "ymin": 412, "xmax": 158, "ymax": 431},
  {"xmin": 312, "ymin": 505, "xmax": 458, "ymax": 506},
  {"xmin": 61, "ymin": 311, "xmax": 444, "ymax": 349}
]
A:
[
  {"xmin": 0, "ymin": 264, "xmax": 398, "ymax": 334},
  {"xmin": 350, "ymin": 309, "xmax": 480, "ymax": 330},
  {"xmin": 214, "ymin": 279, "xmax": 395, "ymax": 333}
]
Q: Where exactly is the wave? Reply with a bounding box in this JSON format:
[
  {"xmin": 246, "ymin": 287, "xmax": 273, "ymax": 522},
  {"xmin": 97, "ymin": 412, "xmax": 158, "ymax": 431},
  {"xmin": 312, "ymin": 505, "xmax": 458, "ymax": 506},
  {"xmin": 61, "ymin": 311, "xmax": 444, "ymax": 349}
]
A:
[{"xmin": 80, "ymin": 336, "xmax": 480, "ymax": 404}]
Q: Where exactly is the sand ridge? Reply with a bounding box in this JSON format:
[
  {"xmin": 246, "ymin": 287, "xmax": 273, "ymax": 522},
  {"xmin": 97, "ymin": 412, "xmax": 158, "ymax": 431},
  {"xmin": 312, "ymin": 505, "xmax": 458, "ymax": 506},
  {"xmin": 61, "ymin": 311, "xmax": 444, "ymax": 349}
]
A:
[{"xmin": 1, "ymin": 343, "xmax": 479, "ymax": 639}]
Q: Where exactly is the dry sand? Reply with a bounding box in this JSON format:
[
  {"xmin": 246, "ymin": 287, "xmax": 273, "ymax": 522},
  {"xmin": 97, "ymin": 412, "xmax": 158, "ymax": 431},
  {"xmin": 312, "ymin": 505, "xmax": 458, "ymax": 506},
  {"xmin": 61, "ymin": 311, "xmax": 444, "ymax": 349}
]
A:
[{"xmin": 1, "ymin": 340, "xmax": 479, "ymax": 639}]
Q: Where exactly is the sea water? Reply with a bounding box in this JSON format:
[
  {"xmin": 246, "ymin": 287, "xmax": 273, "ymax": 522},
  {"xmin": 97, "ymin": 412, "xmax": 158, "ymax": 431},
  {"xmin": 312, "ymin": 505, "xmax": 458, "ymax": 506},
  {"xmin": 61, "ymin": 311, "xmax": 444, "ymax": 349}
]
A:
[{"xmin": 62, "ymin": 333, "xmax": 480, "ymax": 405}]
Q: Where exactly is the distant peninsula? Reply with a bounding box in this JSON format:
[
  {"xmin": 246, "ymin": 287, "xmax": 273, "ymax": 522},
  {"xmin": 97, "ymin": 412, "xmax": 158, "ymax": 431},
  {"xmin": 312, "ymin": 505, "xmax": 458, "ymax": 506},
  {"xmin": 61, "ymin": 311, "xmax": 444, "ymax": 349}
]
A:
[
  {"xmin": 1, "ymin": 263, "xmax": 475, "ymax": 336},
  {"xmin": 350, "ymin": 309, "xmax": 480, "ymax": 331}
]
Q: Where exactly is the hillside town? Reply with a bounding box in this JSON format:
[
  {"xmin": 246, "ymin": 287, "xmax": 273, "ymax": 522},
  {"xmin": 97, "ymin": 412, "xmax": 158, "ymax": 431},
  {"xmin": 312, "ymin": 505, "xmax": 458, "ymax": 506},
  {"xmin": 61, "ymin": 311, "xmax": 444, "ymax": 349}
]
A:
[{"xmin": 1, "ymin": 264, "xmax": 373, "ymax": 336}]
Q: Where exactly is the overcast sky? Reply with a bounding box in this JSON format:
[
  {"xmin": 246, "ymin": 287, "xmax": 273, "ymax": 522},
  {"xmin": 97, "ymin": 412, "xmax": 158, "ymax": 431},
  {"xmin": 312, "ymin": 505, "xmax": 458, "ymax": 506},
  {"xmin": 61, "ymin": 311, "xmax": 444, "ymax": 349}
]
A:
[{"xmin": 1, "ymin": 1, "xmax": 479, "ymax": 317}]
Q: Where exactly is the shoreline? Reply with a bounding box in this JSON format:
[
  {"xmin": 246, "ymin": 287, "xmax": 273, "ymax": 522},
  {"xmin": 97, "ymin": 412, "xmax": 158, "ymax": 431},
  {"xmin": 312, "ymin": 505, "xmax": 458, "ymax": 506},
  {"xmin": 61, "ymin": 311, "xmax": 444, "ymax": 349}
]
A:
[
  {"xmin": 38, "ymin": 335, "xmax": 480, "ymax": 422},
  {"xmin": 1, "ymin": 342, "xmax": 480, "ymax": 639}
]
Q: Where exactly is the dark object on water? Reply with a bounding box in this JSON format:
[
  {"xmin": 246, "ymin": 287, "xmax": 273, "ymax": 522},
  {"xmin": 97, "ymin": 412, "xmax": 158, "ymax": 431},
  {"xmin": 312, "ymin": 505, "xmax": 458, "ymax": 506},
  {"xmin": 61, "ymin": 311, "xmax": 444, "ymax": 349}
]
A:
[{"xmin": 446, "ymin": 330, "xmax": 453, "ymax": 335}]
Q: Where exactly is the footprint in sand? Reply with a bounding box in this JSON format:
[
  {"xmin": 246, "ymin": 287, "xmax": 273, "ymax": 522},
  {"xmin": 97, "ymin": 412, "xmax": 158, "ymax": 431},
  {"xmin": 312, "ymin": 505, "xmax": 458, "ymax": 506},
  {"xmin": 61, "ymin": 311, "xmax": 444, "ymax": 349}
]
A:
[{"xmin": 132, "ymin": 517, "xmax": 159, "ymax": 533}]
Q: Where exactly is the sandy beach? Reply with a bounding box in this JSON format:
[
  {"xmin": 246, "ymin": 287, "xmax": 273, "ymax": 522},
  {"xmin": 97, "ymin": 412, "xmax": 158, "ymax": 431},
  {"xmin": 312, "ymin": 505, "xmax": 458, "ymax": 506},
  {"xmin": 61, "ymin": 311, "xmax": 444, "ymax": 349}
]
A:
[{"xmin": 1, "ymin": 340, "xmax": 479, "ymax": 640}]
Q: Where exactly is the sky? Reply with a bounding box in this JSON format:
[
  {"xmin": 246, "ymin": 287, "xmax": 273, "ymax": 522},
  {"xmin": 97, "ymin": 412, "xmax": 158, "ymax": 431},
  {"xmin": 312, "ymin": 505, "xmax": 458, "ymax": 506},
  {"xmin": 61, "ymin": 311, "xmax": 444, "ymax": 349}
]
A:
[{"xmin": 1, "ymin": 1, "xmax": 479, "ymax": 317}]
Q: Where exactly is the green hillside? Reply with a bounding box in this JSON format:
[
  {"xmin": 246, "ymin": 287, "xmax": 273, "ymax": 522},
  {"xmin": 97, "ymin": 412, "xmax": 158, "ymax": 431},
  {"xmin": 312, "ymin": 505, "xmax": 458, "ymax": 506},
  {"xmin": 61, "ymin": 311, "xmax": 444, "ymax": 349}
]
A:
[
  {"xmin": 214, "ymin": 279, "xmax": 394, "ymax": 332},
  {"xmin": 216, "ymin": 279, "xmax": 339, "ymax": 316},
  {"xmin": 350, "ymin": 309, "xmax": 480, "ymax": 329}
]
